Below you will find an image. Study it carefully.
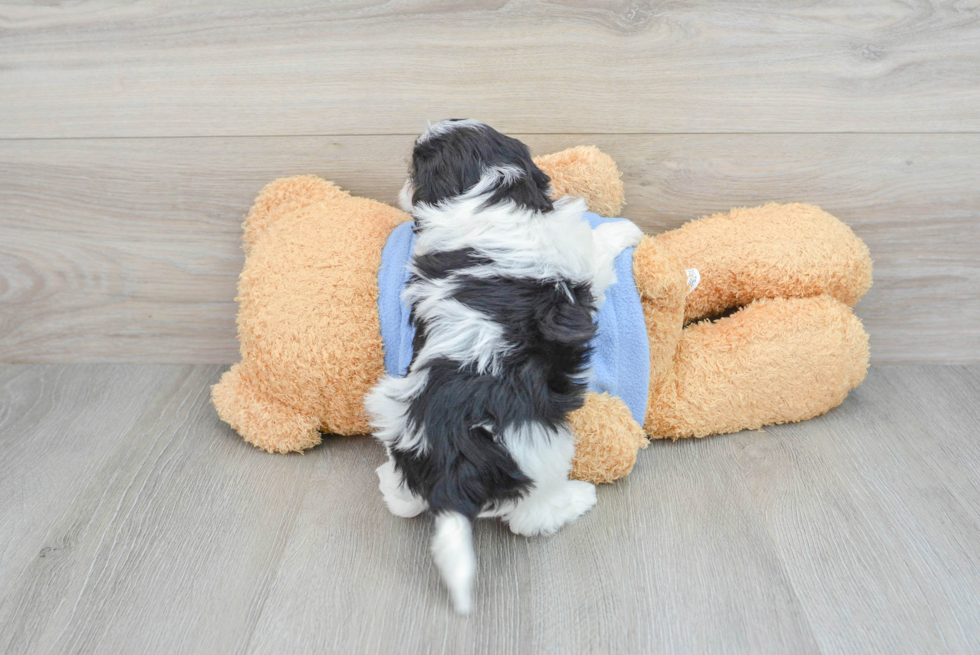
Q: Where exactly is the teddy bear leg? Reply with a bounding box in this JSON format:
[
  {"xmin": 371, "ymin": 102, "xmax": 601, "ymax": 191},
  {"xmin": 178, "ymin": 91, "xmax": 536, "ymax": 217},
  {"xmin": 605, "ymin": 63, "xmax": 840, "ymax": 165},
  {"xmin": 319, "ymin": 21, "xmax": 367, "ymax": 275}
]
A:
[
  {"xmin": 645, "ymin": 295, "xmax": 869, "ymax": 439},
  {"xmin": 567, "ymin": 392, "xmax": 648, "ymax": 484},
  {"xmin": 654, "ymin": 203, "xmax": 873, "ymax": 322},
  {"xmin": 211, "ymin": 364, "xmax": 321, "ymax": 453}
]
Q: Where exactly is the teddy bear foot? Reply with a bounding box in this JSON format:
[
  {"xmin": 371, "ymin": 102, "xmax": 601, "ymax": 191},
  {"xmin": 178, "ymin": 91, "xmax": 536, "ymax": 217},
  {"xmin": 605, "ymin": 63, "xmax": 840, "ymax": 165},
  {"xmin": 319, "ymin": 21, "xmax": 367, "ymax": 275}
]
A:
[{"xmin": 211, "ymin": 364, "xmax": 322, "ymax": 453}]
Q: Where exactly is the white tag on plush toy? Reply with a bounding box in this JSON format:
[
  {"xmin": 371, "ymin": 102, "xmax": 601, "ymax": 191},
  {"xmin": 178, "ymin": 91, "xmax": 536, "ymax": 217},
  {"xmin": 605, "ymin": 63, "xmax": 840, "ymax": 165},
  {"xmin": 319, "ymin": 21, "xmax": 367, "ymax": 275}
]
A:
[{"xmin": 685, "ymin": 268, "xmax": 700, "ymax": 295}]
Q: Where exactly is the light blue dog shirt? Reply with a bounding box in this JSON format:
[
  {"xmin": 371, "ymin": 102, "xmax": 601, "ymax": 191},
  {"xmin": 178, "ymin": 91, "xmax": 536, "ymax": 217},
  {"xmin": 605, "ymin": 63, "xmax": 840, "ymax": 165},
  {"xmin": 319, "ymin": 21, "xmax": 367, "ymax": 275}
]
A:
[{"xmin": 377, "ymin": 212, "xmax": 649, "ymax": 424}]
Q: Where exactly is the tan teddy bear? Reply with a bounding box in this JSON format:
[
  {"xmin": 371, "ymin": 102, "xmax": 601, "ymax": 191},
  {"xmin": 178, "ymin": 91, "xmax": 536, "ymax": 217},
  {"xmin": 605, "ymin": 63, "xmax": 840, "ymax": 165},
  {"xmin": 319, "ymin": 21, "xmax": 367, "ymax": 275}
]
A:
[{"xmin": 212, "ymin": 146, "xmax": 871, "ymax": 483}]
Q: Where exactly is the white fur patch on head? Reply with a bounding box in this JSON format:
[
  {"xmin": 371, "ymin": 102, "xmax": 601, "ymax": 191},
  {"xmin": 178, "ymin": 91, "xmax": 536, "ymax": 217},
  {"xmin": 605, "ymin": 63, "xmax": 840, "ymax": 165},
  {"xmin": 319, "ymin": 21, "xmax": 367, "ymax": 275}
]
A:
[
  {"xmin": 589, "ymin": 220, "xmax": 644, "ymax": 307},
  {"xmin": 411, "ymin": 170, "xmax": 597, "ymax": 286},
  {"xmin": 417, "ymin": 119, "xmax": 487, "ymax": 144}
]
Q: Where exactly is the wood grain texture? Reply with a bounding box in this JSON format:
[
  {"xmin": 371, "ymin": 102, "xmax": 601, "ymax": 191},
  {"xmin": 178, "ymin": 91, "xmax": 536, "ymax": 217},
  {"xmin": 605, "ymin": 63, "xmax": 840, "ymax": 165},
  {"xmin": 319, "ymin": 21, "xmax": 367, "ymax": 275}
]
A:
[
  {"xmin": 0, "ymin": 365, "xmax": 175, "ymax": 592},
  {"xmin": 1, "ymin": 1, "xmax": 978, "ymax": 138},
  {"xmin": 247, "ymin": 422, "xmax": 819, "ymax": 655},
  {"xmin": 732, "ymin": 366, "xmax": 980, "ymax": 654},
  {"xmin": 2, "ymin": 134, "xmax": 978, "ymax": 363},
  {"xmin": 887, "ymin": 365, "xmax": 980, "ymax": 488},
  {"xmin": 0, "ymin": 364, "xmax": 180, "ymax": 652},
  {"xmin": 1, "ymin": 364, "xmax": 979, "ymax": 653},
  {"xmin": 0, "ymin": 365, "xmax": 321, "ymax": 655}
]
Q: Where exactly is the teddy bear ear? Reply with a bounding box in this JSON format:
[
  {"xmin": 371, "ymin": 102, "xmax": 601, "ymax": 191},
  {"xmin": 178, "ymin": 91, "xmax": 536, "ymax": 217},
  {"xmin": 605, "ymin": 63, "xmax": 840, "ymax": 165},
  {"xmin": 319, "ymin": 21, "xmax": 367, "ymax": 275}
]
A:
[
  {"xmin": 533, "ymin": 146, "xmax": 625, "ymax": 218},
  {"xmin": 242, "ymin": 175, "xmax": 349, "ymax": 253}
]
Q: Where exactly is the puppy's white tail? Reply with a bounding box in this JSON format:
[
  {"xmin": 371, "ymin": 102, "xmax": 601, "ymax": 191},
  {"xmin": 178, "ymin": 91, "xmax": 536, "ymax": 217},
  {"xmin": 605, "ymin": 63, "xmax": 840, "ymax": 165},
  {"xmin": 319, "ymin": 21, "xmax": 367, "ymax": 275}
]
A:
[{"xmin": 431, "ymin": 511, "xmax": 476, "ymax": 614}]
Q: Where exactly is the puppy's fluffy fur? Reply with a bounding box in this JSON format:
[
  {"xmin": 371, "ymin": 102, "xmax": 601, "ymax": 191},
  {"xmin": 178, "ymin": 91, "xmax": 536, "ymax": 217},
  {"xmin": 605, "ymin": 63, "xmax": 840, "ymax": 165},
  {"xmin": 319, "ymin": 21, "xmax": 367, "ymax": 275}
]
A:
[{"xmin": 366, "ymin": 120, "xmax": 642, "ymax": 613}]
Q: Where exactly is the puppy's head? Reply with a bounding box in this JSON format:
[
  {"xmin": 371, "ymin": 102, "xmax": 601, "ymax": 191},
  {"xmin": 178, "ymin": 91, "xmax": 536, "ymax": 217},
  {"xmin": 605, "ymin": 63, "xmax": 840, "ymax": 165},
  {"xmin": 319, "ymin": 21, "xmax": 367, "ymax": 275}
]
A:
[{"xmin": 398, "ymin": 119, "xmax": 554, "ymax": 214}]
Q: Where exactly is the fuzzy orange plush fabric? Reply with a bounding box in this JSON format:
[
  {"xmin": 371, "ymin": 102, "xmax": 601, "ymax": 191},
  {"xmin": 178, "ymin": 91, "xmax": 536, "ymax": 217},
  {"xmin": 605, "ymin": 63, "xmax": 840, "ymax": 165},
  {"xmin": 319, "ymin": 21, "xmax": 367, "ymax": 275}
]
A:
[
  {"xmin": 212, "ymin": 147, "xmax": 871, "ymax": 484},
  {"xmin": 533, "ymin": 146, "xmax": 625, "ymax": 219},
  {"xmin": 638, "ymin": 204, "xmax": 872, "ymax": 438},
  {"xmin": 212, "ymin": 176, "xmax": 407, "ymax": 453},
  {"xmin": 566, "ymin": 393, "xmax": 647, "ymax": 483},
  {"xmin": 658, "ymin": 203, "xmax": 873, "ymax": 322}
]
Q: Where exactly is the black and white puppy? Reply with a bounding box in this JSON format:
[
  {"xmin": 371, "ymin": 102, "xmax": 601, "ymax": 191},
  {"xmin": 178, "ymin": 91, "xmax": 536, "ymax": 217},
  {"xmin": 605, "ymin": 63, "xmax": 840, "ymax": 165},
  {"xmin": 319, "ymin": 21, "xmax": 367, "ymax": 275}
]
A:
[{"xmin": 366, "ymin": 119, "xmax": 642, "ymax": 613}]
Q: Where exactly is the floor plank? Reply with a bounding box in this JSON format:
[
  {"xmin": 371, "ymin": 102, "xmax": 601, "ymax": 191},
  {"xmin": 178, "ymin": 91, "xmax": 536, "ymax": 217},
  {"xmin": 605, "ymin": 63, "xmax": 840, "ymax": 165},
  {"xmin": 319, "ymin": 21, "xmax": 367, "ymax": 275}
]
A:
[
  {"xmin": 0, "ymin": 364, "xmax": 179, "ymax": 652},
  {"xmin": 1, "ymin": 1, "xmax": 978, "ymax": 137},
  {"xmin": 246, "ymin": 433, "xmax": 819, "ymax": 655},
  {"xmin": 732, "ymin": 367, "xmax": 980, "ymax": 654},
  {"xmin": 0, "ymin": 365, "xmax": 317, "ymax": 654},
  {"xmin": 889, "ymin": 366, "xmax": 980, "ymax": 490},
  {"xmin": 0, "ymin": 365, "xmax": 175, "ymax": 590},
  {"xmin": 2, "ymin": 364, "xmax": 979, "ymax": 653},
  {"xmin": 2, "ymin": 134, "xmax": 977, "ymax": 364}
]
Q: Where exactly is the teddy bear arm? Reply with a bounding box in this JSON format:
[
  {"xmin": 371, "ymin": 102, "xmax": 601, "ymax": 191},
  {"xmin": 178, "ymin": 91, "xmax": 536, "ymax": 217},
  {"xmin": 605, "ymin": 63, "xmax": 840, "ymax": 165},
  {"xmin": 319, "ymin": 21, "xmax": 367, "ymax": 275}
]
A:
[
  {"xmin": 631, "ymin": 235, "xmax": 689, "ymax": 412},
  {"xmin": 568, "ymin": 392, "xmax": 647, "ymax": 484}
]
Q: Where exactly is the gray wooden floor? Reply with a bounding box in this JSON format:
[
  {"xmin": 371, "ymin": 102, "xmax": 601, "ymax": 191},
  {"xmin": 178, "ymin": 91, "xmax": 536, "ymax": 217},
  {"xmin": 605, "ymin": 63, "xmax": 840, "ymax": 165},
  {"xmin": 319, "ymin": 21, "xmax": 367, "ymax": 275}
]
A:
[{"xmin": 1, "ymin": 364, "xmax": 978, "ymax": 654}]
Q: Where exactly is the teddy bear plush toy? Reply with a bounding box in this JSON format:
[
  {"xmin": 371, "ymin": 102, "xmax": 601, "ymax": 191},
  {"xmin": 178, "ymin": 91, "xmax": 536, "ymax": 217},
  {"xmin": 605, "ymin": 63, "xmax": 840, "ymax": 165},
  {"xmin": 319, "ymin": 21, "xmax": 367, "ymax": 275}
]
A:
[{"xmin": 212, "ymin": 146, "xmax": 871, "ymax": 484}]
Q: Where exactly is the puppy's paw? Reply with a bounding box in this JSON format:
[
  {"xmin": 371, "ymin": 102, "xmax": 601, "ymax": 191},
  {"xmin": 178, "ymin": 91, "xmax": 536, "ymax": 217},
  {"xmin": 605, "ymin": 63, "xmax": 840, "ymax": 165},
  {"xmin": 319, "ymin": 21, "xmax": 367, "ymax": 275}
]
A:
[
  {"xmin": 505, "ymin": 480, "xmax": 598, "ymax": 537},
  {"xmin": 594, "ymin": 220, "xmax": 643, "ymax": 254},
  {"xmin": 563, "ymin": 480, "xmax": 598, "ymax": 518},
  {"xmin": 377, "ymin": 460, "xmax": 427, "ymax": 518}
]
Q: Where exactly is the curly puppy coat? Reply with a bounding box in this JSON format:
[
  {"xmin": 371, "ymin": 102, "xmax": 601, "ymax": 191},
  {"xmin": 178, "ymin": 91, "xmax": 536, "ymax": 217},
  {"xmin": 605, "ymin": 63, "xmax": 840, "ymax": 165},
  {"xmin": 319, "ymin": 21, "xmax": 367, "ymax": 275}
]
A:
[{"xmin": 365, "ymin": 120, "xmax": 642, "ymax": 613}]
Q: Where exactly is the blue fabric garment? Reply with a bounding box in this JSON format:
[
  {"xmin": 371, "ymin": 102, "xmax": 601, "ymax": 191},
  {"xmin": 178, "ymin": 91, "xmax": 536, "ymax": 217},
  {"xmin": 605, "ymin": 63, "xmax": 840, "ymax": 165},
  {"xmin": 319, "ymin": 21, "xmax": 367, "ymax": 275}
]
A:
[{"xmin": 376, "ymin": 212, "xmax": 650, "ymax": 424}]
